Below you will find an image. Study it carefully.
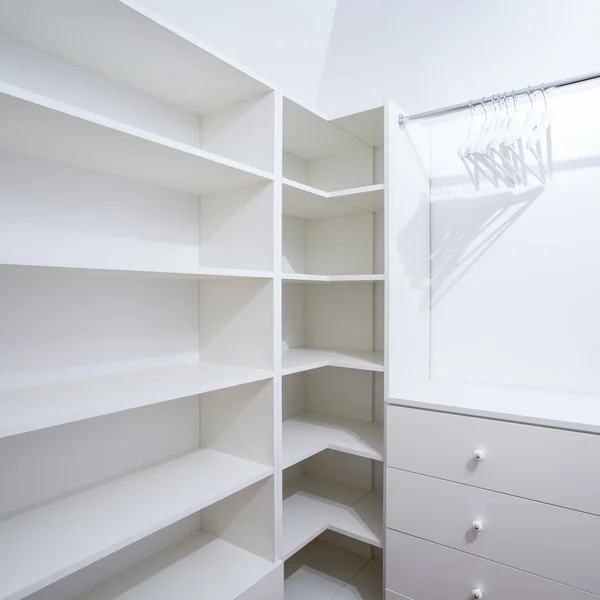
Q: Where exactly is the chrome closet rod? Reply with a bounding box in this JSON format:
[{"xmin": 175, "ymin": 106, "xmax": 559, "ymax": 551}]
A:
[{"xmin": 397, "ymin": 70, "xmax": 600, "ymax": 127}]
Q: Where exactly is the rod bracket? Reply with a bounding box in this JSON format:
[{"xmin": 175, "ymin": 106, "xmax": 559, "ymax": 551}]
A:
[{"xmin": 398, "ymin": 114, "xmax": 406, "ymax": 129}]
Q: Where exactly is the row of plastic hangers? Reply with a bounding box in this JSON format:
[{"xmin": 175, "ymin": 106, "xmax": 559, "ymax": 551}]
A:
[{"xmin": 458, "ymin": 86, "xmax": 553, "ymax": 190}]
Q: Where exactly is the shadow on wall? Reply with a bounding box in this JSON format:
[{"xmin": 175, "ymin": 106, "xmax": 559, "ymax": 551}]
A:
[{"xmin": 397, "ymin": 188, "xmax": 543, "ymax": 309}]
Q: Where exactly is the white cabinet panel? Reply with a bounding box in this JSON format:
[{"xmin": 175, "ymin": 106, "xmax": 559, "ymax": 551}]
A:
[
  {"xmin": 386, "ymin": 530, "xmax": 597, "ymax": 600},
  {"xmin": 387, "ymin": 468, "xmax": 600, "ymax": 594},
  {"xmin": 387, "ymin": 406, "xmax": 600, "ymax": 514}
]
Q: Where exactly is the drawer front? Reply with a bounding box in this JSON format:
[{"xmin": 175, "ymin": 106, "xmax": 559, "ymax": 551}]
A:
[
  {"xmin": 387, "ymin": 405, "xmax": 600, "ymax": 514},
  {"xmin": 386, "ymin": 529, "xmax": 597, "ymax": 600},
  {"xmin": 387, "ymin": 468, "xmax": 600, "ymax": 594}
]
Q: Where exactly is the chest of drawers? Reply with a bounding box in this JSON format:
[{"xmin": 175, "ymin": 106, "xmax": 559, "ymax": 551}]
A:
[{"xmin": 385, "ymin": 405, "xmax": 600, "ymax": 599}]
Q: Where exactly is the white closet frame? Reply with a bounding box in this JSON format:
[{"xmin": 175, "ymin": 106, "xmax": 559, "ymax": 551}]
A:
[
  {"xmin": 386, "ymin": 101, "xmax": 600, "ymax": 435},
  {"xmin": 0, "ymin": 2, "xmax": 388, "ymax": 599}
]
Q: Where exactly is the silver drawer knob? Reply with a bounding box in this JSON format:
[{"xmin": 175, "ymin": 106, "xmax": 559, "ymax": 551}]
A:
[
  {"xmin": 472, "ymin": 520, "xmax": 484, "ymax": 532},
  {"xmin": 473, "ymin": 449, "xmax": 485, "ymax": 461},
  {"xmin": 472, "ymin": 589, "xmax": 484, "ymax": 599}
]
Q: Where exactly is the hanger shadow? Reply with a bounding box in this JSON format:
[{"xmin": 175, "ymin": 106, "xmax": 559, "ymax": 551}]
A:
[{"xmin": 396, "ymin": 187, "xmax": 543, "ymax": 309}]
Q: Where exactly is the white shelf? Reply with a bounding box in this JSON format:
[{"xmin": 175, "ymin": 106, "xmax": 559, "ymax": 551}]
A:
[
  {"xmin": 283, "ymin": 411, "xmax": 383, "ymax": 468},
  {"xmin": 78, "ymin": 532, "xmax": 279, "ymax": 600},
  {"xmin": 284, "ymin": 539, "xmax": 381, "ymax": 600},
  {"xmin": 0, "ymin": 84, "xmax": 273, "ymax": 196},
  {"xmin": 283, "ymin": 273, "xmax": 384, "ymax": 283},
  {"xmin": 283, "ymin": 475, "xmax": 383, "ymax": 559},
  {"xmin": 330, "ymin": 106, "xmax": 385, "ymax": 148},
  {"xmin": 283, "ymin": 97, "xmax": 372, "ymax": 161},
  {"xmin": 283, "ymin": 179, "xmax": 384, "ymax": 219},
  {"xmin": 282, "ymin": 348, "xmax": 384, "ymax": 375},
  {"xmin": 333, "ymin": 557, "xmax": 383, "ymax": 600},
  {"xmin": 0, "ymin": 362, "xmax": 274, "ymax": 439},
  {"xmin": 389, "ymin": 379, "xmax": 600, "ymax": 435},
  {"xmin": 0, "ymin": 258, "xmax": 274, "ymax": 281},
  {"xmin": 0, "ymin": 448, "xmax": 273, "ymax": 600},
  {"xmin": 0, "ymin": 0, "xmax": 273, "ymax": 115}
]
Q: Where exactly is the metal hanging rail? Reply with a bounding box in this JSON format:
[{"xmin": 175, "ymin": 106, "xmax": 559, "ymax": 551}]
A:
[{"xmin": 398, "ymin": 70, "xmax": 600, "ymax": 127}]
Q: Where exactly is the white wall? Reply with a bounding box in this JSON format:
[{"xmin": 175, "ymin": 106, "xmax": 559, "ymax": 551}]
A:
[
  {"xmin": 428, "ymin": 81, "xmax": 600, "ymax": 396},
  {"xmin": 136, "ymin": 0, "xmax": 338, "ymax": 107},
  {"xmin": 318, "ymin": 0, "xmax": 600, "ymax": 116}
]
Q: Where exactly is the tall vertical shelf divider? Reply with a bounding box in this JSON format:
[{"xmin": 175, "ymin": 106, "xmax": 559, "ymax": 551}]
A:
[{"xmin": 0, "ymin": 3, "xmax": 387, "ymax": 599}]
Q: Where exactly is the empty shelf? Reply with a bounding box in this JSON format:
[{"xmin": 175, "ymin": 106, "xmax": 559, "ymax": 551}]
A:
[
  {"xmin": 283, "ymin": 97, "xmax": 372, "ymax": 161},
  {"xmin": 283, "ymin": 179, "xmax": 384, "ymax": 220},
  {"xmin": 0, "ymin": 448, "xmax": 273, "ymax": 600},
  {"xmin": 0, "ymin": 257, "xmax": 274, "ymax": 280},
  {"xmin": 282, "ymin": 348, "xmax": 384, "ymax": 375},
  {"xmin": 285, "ymin": 539, "xmax": 381, "ymax": 600},
  {"xmin": 0, "ymin": 0, "xmax": 272, "ymax": 115},
  {"xmin": 283, "ymin": 475, "xmax": 383, "ymax": 559},
  {"xmin": 0, "ymin": 362, "xmax": 274, "ymax": 438},
  {"xmin": 283, "ymin": 411, "xmax": 383, "ymax": 468},
  {"xmin": 283, "ymin": 274, "xmax": 384, "ymax": 283},
  {"xmin": 78, "ymin": 532, "xmax": 279, "ymax": 600},
  {"xmin": 330, "ymin": 106, "xmax": 385, "ymax": 148},
  {"xmin": 333, "ymin": 557, "xmax": 383, "ymax": 600},
  {"xmin": 0, "ymin": 84, "xmax": 272, "ymax": 196}
]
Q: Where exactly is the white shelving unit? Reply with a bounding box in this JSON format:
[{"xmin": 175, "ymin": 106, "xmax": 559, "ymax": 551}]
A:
[{"xmin": 0, "ymin": 4, "xmax": 388, "ymax": 599}]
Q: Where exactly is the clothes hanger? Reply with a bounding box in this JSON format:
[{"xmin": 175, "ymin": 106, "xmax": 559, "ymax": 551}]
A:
[
  {"xmin": 527, "ymin": 83, "xmax": 553, "ymax": 179},
  {"xmin": 479, "ymin": 95, "xmax": 517, "ymax": 186},
  {"xmin": 504, "ymin": 87, "xmax": 546, "ymax": 184},
  {"xmin": 457, "ymin": 101, "xmax": 481, "ymax": 190},
  {"xmin": 488, "ymin": 93, "xmax": 521, "ymax": 185},
  {"xmin": 468, "ymin": 98, "xmax": 501, "ymax": 187}
]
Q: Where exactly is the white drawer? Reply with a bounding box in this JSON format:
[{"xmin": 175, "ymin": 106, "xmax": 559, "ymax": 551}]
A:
[
  {"xmin": 387, "ymin": 405, "xmax": 600, "ymax": 514},
  {"xmin": 386, "ymin": 529, "xmax": 597, "ymax": 600},
  {"xmin": 387, "ymin": 468, "xmax": 600, "ymax": 594}
]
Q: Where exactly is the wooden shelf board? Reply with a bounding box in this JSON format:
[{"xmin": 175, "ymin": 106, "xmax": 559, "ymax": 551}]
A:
[
  {"xmin": 282, "ymin": 179, "xmax": 384, "ymax": 219},
  {"xmin": 283, "ymin": 97, "xmax": 373, "ymax": 161},
  {"xmin": 0, "ymin": 362, "xmax": 274, "ymax": 439},
  {"xmin": 0, "ymin": 448, "xmax": 273, "ymax": 600},
  {"xmin": 285, "ymin": 539, "xmax": 381, "ymax": 600},
  {"xmin": 282, "ymin": 348, "xmax": 384, "ymax": 376},
  {"xmin": 283, "ymin": 411, "xmax": 383, "ymax": 468},
  {"xmin": 282, "ymin": 273, "xmax": 384, "ymax": 283},
  {"xmin": 78, "ymin": 532, "xmax": 279, "ymax": 600},
  {"xmin": 283, "ymin": 474, "xmax": 383, "ymax": 560},
  {"xmin": 0, "ymin": 259, "xmax": 274, "ymax": 281},
  {"xmin": 0, "ymin": 84, "xmax": 273, "ymax": 196},
  {"xmin": 0, "ymin": 0, "xmax": 273, "ymax": 115}
]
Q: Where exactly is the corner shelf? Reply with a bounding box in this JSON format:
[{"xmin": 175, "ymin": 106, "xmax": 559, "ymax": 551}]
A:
[
  {"xmin": 282, "ymin": 348, "xmax": 384, "ymax": 375},
  {"xmin": 283, "ymin": 474, "xmax": 383, "ymax": 559},
  {"xmin": 284, "ymin": 539, "xmax": 382, "ymax": 600},
  {"xmin": 0, "ymin": 363, "xmax": 274, "ymax": 439},
  {"xmin": 283, "ymin": 178, "xmax": 384, "ymax": 220},
  {"xmin": 282, "ymin": 411, "xmax": 383, "ymax": 468},
  {"xmin": 282, "ymin": 273, "xmax": 384, "ymax": 283},
  {"xmin": 330, "ymin": 106, "xmax": 385, "ymax": 148},
  {"xmin": 0, "ymin": 448, "xmax": 273, "ymax": 600},
  {"xmin": 282, "ymin": 97, "xmax": 372, "ymax": 161},
  {"xmin": 0, "ymin": 84, "xmax": 273, "ymax": 196},
  {"xmin": 77, "ymin": 532, "xmax": 280, "ymax": 600}
]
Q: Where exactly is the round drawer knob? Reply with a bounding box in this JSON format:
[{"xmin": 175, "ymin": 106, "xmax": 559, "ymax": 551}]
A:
[
  {"xmin": 473, "ymin": 449, "xmax": 485, "ymax": 461},
  {"xmin": 472, "ymin": 589, "xmax": 484, "ymax": 599},
  {"xmin": 472, "ymin": 520, "xmax": 484, "ymax": 532}
]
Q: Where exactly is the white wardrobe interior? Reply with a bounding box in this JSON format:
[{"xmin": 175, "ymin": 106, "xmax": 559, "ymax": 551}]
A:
[{"xmin": 0, "ymin": 2, "xmax": 387, "ymax": 599}]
